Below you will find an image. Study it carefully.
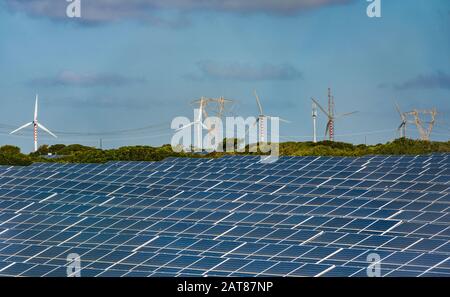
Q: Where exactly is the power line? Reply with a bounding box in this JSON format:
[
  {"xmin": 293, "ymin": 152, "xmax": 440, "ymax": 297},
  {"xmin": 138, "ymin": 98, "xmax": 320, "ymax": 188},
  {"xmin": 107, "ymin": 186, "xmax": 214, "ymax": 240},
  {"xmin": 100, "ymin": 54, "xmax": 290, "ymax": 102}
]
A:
[
  {"xmin": 0, "ymin": 122, "xmax": 172, "ymax": 139},
  {"xmin": 281, "ymin": 128, "xmax": 397, "ymax": 140}
]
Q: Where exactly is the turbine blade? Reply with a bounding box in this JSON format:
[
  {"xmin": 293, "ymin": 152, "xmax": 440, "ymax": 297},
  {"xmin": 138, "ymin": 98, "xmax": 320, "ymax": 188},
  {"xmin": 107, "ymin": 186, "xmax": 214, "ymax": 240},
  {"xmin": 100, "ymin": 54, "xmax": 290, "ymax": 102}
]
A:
[
  {"xmin": 34, "ymin": 94, "xmax": 39, "ymax": 122},
  {"xmin": 202, "ymin": 107, "xmax": 208, "ymax": 120},
  {"xmin": 325, "ymin": 120, "xmax": 330, "ymax": 137},
  {"xmin": 254, "ymin": 90, "xmax": 264, "ymax": 115},
  {"xmin": 10, "ymin": 122, "xmax": 33, "ymax": 134},
  {"xmin": 176, "ymin": 122, "xmax": 195, "ymax": 131},
  {"xmin": 395, "ymin": 102, "xmax": 402, "ymax": 116},
  {"xmin": 197, "ymin": 98, "xmax": 204, "ymax": 122},
  {"xmin": 311, "ymin": 97, "xmax": 329, "ymax": 117},
  {"xmin": 336, "ymin": 111, "xmax": 358, "ymax": 119},
  {"xmin": 395, "ymin": 102, "xmax": 409, "ymax": 121},
  {"xmin": 37, "ymin": 122, "xmax": 57, "ymax": 138},
  {"xmin": 268, "ymin": 116, "xmax": 290, "ymax": 123}
]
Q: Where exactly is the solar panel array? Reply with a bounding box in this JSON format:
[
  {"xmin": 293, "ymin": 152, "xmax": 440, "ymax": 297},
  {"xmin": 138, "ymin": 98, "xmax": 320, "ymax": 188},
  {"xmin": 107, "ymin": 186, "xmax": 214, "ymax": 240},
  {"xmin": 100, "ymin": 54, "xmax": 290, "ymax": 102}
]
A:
[{"xmin": 0, "ymin": 154, "xmax": 449, "ymax": 277}]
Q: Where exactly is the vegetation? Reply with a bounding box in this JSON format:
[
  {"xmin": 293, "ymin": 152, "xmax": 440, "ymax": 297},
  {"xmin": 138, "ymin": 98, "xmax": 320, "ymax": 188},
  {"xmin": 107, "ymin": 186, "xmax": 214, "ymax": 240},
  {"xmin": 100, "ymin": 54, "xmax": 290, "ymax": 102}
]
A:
[
  {"xmin": 0, "ymin": 145, "xmax": 34, "ymax": 166},
  {"xmin": 0, "ymin": 138, "xmax": 449, "ymax": 166},
  {"xmin": 277, "ymin": 138, "xmax": 450, "ymax": 157}
]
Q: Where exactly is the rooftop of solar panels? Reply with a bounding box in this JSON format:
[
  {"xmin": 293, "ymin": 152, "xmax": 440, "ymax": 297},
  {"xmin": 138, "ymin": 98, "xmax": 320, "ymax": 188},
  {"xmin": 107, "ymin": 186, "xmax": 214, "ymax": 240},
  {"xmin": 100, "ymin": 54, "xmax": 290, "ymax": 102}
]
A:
[{"xmin": 0, "ymin": 154, "xmax": 449, "ymax": 277}]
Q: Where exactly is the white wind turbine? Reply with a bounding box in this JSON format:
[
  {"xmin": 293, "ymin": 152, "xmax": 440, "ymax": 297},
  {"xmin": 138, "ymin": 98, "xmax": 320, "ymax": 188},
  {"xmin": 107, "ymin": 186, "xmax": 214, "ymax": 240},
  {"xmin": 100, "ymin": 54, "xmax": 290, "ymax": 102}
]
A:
[
  {"xmin": 178, "ymin": 97, "xmax": 208, "ymax": 151},
  {"xmin": 253, "ymin": 90, "xmax": 289, "ymax": 143},
  {"xmin": 10, "ymin": 94, "xmax": 57, "ymax": 152}
]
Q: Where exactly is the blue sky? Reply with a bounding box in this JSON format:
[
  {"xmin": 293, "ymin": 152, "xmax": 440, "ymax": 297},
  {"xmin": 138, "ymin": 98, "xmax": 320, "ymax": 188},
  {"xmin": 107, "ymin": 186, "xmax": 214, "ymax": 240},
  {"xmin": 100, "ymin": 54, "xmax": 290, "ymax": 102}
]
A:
[{"xmin": 0, "ymin": 0, "xmax": 449, "ymax": 152}]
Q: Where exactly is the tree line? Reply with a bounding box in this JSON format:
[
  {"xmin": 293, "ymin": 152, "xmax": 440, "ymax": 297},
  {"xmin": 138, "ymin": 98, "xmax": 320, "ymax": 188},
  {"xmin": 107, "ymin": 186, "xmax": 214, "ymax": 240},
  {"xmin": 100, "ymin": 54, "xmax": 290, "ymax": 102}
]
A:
[{"xmin": 0, "ymin": 138, "xmax": 449, "ymax": 166}]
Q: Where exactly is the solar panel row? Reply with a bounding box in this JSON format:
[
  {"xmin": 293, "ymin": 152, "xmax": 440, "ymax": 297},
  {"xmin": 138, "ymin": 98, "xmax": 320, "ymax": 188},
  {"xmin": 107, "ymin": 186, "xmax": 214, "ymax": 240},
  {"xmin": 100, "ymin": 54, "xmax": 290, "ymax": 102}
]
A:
[{"xmin": 0, "ymin": 154, "xmax": 448, "ymax": 276}]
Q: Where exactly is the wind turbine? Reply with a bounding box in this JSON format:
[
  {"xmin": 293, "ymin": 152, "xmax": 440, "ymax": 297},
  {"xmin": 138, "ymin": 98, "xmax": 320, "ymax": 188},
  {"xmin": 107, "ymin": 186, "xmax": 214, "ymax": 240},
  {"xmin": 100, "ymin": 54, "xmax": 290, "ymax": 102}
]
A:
[
  {"xmin": 311, "ymin": 88, "xmax": 357, "ymax": 141},
  {"xmin": 312, "ymin": 101, "xmax": 318, "ymax": 143},
  {"xmin": 10, "ymin": 94, "xmax": 57, "ymax": 152},
  {"xmin": 253, "ymin": 90, "xmax": 289, "ymax": 143},
  {"xmin": 395, "ymin": 102, "xmax": 407, "ymax": 138},
  {"xmin": 178, "ymin": 97, "xmax": 208, "ymax": 151}
]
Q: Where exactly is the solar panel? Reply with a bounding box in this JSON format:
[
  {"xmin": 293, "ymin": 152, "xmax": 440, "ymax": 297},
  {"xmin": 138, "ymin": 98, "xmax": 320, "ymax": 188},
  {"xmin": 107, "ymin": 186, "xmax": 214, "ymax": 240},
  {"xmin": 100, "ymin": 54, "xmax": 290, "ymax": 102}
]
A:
[{"xmin": 0, "ymin": 154, "xmax": 448, "ymax": 277}]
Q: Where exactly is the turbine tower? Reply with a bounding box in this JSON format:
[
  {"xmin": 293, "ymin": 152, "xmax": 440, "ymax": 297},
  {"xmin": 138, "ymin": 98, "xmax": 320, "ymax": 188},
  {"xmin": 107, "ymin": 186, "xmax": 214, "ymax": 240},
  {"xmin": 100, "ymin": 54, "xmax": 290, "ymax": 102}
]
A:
[
  {"xmin": 10, "ymin": 94, "xmax": 57, "ymax": 152},
  {"xmin": 253, "ymin": 90, "xmax": 289, "ymax": 143},
  {"xmin": 312, "ymin": 101, "xmax": 318, "ymax": 143},
  {"xmin": 311, "ymin": 88, "xmax": 357, "ymax": 141},
  {"xmin": 328, "ymin": 88, "xmax": 334, "ymax": 140}
]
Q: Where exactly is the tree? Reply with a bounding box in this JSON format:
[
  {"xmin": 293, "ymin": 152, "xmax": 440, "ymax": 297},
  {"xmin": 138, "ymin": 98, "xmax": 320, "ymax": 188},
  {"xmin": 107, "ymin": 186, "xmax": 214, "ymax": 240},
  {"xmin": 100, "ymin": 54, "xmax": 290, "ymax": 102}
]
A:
[
  {"xmin": 219, "ymin": 138, "xmax": 243, "ymax": 152},
  {"xmin": 0, "ymin": 145, "xmax": 33, "ymax": 166},
  {"xmin": 49, "ymin": 144, "xmax": 67, "ymax": 154},
  {"xmin": 34, "ymin": 145, "xmax": 49, "ymax": 155},
  {"xmin": 0, "ymin": 145, "xmax": 21, "ymax": 155}
]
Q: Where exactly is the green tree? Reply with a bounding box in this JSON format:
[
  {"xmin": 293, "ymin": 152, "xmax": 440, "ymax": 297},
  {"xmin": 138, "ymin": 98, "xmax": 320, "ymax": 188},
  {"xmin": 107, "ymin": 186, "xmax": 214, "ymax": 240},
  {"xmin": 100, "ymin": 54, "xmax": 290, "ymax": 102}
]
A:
[
  {"xmin": 0, "ymin": 145, "xmax": 21, "ymax": 155},
  {"xmin": 48, "ymin": 144, "xmax": 67, "ymax": 154}
]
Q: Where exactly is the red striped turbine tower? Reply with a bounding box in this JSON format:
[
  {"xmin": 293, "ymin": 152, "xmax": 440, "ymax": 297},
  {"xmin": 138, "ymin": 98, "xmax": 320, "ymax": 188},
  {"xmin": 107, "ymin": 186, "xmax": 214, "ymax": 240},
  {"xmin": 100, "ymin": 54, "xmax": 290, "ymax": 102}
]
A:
[{"xmin": 311, "ymin": 88, "xmax": 357, "ymax": 142}]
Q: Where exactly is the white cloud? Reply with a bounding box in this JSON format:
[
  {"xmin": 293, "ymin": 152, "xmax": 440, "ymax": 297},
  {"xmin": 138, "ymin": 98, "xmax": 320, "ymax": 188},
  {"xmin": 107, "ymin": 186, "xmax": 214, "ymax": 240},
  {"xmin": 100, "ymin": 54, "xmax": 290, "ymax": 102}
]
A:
[
  {"xmin": 379, "ymin": 71, "xmax": 450, "ymax": 91},
  {"xmin": 3, "ymin": 0, "xmax": 355, "ymax": 24},
  {"xmin": 29, "ymin": 70, "xmax": 146, "ymax": 87}
]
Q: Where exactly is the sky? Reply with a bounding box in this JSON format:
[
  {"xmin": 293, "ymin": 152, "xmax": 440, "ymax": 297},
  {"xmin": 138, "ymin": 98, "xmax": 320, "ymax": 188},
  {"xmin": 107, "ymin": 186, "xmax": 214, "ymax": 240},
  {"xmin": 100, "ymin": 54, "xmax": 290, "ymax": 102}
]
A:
[{"xmin": 0, "ymin": 0, "xmax": 449, "ymax": 152}]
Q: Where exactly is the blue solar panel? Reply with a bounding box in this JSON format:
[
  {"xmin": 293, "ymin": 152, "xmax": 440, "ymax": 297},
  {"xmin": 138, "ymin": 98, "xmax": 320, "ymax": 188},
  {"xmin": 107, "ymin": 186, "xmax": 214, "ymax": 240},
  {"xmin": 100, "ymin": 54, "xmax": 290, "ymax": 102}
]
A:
[{"xmin": 0, "ymin": 154, "xmax": 448, "ymax": 277}]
